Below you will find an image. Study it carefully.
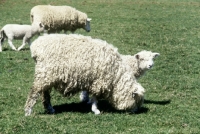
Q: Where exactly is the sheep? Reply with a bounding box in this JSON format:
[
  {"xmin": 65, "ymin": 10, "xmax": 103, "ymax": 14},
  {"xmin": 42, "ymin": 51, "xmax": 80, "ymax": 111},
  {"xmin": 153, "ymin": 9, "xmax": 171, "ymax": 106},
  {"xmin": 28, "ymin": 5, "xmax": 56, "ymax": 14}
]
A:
[
  {"xmin": 0, "ymin": 23, "xmax": 44, "ymax": 52},
  {"xmin": 24, "ymin": 34, "xmax": 145, "ymax": 116},
  {"xmin": 80, "ymin": 50, "xmax": 160, "ymax": 114},
  {"xmin": 30, "ymin": 5, "xmax": 92, "ymax": 34}
]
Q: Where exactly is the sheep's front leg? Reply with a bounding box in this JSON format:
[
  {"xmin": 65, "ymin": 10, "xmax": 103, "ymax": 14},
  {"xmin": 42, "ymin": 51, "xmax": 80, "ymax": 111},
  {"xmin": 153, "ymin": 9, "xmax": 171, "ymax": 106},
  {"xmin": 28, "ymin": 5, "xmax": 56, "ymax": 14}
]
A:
[
  {"xmin": 24, "ymin": 87, "xmax": 40, "ymax": 116},
  {"xmin": 42, "ymin": 89, "xmax": 55, "ymax": 114},
  {"xmin": 91, "ymin": 96, "xmax": 100, "ymax": 115},
  {"xmin": 8, "ymin": 39, "xmax": 17, "ymax": 51},
  {"xmin": 79, "ymin": 91, "xmax": 90, "ymax": 102}
]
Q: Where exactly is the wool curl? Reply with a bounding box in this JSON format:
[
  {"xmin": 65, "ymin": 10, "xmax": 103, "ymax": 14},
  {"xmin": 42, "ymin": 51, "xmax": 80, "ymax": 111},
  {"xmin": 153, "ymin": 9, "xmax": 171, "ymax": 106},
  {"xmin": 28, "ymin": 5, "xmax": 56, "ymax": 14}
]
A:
[{"xmin": 25, "ymin": 34, "xmax": 145, "ymax": 116}]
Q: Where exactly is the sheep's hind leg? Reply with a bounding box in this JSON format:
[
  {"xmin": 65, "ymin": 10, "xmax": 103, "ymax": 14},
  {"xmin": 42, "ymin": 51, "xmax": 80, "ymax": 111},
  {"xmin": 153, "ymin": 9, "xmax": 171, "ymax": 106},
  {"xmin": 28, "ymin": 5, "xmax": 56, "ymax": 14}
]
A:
[
  {"xmin": 91, "ymin": 96, "xmax": 100, "ymax": 115},
  {"xmin": 8, "ymin": 39, "xmax": 17, "ymax": 51},
  {"xmin": 0, "ymin": 38, "xmax": 4, "ymax": 52},
  {"xmin": 42, "ymin": 89, "xmax": 55, "ymax": 114},
  {"xmin": 24, "ymin": 87, "xmax": 40, "ymax": 116}
]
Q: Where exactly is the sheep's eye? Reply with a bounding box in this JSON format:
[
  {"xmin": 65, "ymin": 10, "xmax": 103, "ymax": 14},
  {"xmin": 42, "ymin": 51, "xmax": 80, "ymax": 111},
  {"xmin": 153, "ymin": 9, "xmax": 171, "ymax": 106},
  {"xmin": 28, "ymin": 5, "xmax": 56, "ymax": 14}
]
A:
[{"xmin": 140, "ymin": 58, "xmax": 144, "ymax": 61}]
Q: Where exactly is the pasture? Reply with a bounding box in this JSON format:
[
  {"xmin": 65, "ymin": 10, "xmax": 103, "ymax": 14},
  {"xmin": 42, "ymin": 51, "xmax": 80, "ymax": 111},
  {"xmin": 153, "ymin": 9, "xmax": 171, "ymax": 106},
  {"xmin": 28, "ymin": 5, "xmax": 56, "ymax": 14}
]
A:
[{"xmin": 0, "ymin": 0, "xmax": 200, "ymax": 133}]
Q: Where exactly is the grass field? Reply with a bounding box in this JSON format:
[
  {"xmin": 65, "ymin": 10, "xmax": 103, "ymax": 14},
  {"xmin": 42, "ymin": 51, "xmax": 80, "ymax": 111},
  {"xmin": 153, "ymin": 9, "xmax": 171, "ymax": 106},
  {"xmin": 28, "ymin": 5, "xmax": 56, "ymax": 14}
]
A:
[{"xmin": 0, "ymin": 0, "xmax": 200, "ymax": 133}]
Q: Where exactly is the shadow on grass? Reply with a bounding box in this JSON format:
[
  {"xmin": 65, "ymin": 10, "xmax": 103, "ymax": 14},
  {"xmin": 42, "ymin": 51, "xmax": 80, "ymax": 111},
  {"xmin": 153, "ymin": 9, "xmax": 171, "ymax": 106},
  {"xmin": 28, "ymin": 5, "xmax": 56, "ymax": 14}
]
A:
[
  {"xmin": 144, "ymin": 99, "xmax": 171, "ymax": 105},
  {"xmin": 19, "ymin": 48, "xmax": 30, "ymax": 51},
  {"xmin": 2, "ymin": 48, "xmax": 10, "ymax": 51},
  {"xmin": 52, "ymin": 100, "xmax": 149, "ymax": 115},
  {"xmin": 2, "ymin": 48, "xmax": 30, "ymax": 52}
]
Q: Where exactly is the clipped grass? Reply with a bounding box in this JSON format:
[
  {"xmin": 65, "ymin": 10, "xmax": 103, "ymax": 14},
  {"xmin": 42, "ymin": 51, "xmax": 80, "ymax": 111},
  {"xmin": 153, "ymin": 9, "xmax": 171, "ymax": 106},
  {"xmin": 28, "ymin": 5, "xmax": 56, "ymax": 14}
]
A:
[{"xmin": 0, "ymin": 0, "xmax": 200, "ymax": 133}]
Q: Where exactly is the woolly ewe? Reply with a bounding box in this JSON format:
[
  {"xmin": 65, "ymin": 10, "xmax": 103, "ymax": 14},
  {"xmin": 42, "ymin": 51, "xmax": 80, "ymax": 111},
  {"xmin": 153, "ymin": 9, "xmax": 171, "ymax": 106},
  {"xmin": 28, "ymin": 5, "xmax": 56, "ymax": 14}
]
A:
[
  {"xmin": 30, "ymin": 5, "xmax": 92, "ymax": 33},
  {"xmin": 24, "ymin": 34, "xmax": 145, "ymax": 116}
]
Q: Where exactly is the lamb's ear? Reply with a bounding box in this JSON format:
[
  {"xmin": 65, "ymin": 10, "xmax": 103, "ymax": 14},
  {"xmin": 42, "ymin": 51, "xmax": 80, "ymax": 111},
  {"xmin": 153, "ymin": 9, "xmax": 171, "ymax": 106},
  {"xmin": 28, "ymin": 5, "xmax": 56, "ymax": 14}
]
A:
[
  {"xmin": 87, "ymin": 18, "xmax": 92, "ymax": 21},
  {"xmin": 153, "ymin": 53, "xmax": 160, "ymax": 58}
]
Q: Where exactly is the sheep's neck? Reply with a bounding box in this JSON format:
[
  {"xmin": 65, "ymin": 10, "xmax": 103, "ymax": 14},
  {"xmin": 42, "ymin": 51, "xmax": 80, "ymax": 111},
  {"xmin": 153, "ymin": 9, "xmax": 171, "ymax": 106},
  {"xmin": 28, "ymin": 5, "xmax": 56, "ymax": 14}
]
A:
[{"xmin": 135, "ymin": 68, "xmax": 145, "ymax": 79}]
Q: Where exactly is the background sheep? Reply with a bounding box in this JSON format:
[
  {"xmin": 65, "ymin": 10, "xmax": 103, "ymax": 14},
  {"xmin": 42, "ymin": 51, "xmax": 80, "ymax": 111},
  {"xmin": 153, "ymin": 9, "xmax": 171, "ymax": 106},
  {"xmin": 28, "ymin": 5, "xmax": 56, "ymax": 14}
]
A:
[
  {"xmin": 30, "ymin": 5, "xmax": 91, "ymax": 34},
  {"xmin": 0, "ymin": 23, "xmax": 44, "ymax": 52},
  {"xmin": 24, "ymin": 34, "xmax": 145, "ymax": 116},
  {"xmin": 80, "ymin": 50, "xmax": 160, "ymax": 114}
]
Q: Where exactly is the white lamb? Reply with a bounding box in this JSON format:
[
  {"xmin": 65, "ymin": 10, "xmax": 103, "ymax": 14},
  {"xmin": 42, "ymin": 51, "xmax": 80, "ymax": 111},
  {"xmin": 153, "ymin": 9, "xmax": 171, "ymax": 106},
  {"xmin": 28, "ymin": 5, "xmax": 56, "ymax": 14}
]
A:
[
  {"xmin": 24, "ymin": 34, "xmax": 145, "ymax": 116},
  {"xmin": 0, "ymin": 23, "xmax": 44, "ymax": 52},
  {"xmin": 80, "ymin": 50, "xmax": 160, "ymax": 114},
  {"xmin": 30, "ymin": 5, "xmax": 92, "ymax": 33}
]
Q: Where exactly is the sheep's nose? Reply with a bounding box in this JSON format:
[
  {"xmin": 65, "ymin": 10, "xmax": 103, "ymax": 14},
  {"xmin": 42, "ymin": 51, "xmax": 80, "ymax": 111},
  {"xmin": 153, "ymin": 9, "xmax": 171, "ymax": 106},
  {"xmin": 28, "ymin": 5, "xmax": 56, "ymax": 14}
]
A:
[{"xmin": 149, "ymin": 65, "xmax": 153, "ymax": 68}]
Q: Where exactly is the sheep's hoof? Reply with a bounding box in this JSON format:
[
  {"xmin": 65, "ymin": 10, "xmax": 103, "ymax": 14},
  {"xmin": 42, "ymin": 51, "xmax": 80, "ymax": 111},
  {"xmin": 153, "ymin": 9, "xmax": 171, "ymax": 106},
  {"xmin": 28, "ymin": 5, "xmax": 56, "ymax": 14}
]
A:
[{"xmin": 94, "ymin": 109, "xmax": 101, "ymax": 115}]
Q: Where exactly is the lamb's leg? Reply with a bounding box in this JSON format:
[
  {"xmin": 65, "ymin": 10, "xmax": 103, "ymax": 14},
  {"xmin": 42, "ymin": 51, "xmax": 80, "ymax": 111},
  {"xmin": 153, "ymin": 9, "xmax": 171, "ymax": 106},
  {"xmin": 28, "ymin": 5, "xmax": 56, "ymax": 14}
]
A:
[
  {"xmin": 91, "ymin": 96, "xmax": 100, "ymax": 115},
  {"xmin": 8, "ymin": 39, "xmax": 17, "ymax": 51},
  {"xmin": 24, "ymin": 87, "xmax": 40, "ymax": 116},
  {"xmin": 0, "ymin": 39, "xmax": 3, "ymax": 52},
  {"xmin": 41, "ymin": 89, "xmax": 55, "ymax": 114},
  {"xmin": 17, "ymin": 37, "xmax": 28, "ymax": 51}
]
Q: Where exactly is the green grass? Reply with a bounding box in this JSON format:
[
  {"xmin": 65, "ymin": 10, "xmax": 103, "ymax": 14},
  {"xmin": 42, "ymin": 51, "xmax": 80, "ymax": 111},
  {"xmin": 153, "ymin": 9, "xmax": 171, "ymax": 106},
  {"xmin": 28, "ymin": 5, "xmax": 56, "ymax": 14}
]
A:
[{"xmin": 1, "ymin": 0, "xmax": 200, "ymax": 133}]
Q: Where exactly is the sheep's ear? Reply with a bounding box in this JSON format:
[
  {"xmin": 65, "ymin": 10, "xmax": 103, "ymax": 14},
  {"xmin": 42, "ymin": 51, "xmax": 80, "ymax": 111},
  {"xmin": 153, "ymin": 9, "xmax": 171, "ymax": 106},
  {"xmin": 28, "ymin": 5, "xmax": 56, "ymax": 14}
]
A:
[
  {"xmin": 153, "ymin": 53, "xmax": 160, "ymax": 58},
  {"xmin": 135, "ymin": 54, "xmax": 140, "ymax": 59},
  {"xmin": 87, "ymin": 18, "xmax": 92, "ymax": 21}
]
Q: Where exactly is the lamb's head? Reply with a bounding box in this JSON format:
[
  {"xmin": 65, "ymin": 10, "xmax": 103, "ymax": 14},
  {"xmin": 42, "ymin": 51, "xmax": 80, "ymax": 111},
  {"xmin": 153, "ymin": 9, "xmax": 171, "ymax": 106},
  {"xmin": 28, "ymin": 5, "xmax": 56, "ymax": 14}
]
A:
[
  {"xmin": 31, "ymin": 22, "xmax": 45, "ymax": 34},
  {"xmin": 84, "ymin": 18, "xmax": 91, "ymax": 32},
  {"xmin": 135, "ymin": 50, "xmax": 159, "ymax": 70},
  {"xmin": 124, "ymin": 50, "xmax": 159, "ymax": 78}
]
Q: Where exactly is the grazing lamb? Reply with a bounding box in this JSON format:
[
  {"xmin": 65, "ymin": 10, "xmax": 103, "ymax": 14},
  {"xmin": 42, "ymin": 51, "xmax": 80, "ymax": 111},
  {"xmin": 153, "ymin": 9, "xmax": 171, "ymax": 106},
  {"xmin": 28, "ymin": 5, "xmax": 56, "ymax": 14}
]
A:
[
  {"xmin": 24, "ymin": 34, "xmax": 145, "ymax": 116},
  {"xmin": 30, "ymin": 5, "xmax": 92, "ymax": 33},
  {"xmin": 80, "ymin": 50, "xmax": 160, "ymax": 114},
  {"xmin": 0, "ymin": 23, "xmax": 44, "ymax": 52}
]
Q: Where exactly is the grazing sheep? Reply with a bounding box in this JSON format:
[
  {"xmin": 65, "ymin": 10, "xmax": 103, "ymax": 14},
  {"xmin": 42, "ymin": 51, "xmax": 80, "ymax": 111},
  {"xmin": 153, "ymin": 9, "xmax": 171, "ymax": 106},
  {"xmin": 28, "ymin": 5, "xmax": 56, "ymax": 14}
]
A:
[
  {"xmin": 0, "ymin": 23, "xmax": 44, "ymax": 52},
  {"xmin": 80, "ymin": 50, "xmax": 160, "ymax": 114},
  {"xmin": 30, "ymin": 5, "xmax": 92, "ymax": 33},
  {"xmin": 24, "ymin": 34, "xmax": 145, "ymax": 116}
]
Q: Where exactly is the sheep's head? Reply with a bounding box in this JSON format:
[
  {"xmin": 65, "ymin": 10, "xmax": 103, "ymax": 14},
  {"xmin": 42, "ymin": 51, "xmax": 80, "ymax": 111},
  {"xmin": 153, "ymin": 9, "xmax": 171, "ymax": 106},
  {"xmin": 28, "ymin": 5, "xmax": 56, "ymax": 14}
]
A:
[
  {"xmin": 110, "ymin": 80, "xmax": 145, "ymax": 112},
  {"xmin": 135, "ymin": 50, "xmax": 160, "ymax": 71},
  {"xmin": 84, "ymin": 18, "xmax": 91, "ymax": 32}
]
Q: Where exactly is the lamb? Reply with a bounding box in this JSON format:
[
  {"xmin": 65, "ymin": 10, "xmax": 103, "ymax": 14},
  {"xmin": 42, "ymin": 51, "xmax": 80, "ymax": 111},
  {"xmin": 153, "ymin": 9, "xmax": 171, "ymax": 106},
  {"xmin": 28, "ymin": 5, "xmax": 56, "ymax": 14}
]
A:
[
  {"xmin": 80, "ymin": 50, "xmax": 160, "ymax": 114},
  {"xmin": 0, "ymin": 23, "xmax": 44, "ymax": 52},
  {"xmin": 30, "ymin": 5, "xmax": 92, "ymax": 34},
  {"xmin": 24, "ymin": 34, "xmax": 145, "ymax": 116}
]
